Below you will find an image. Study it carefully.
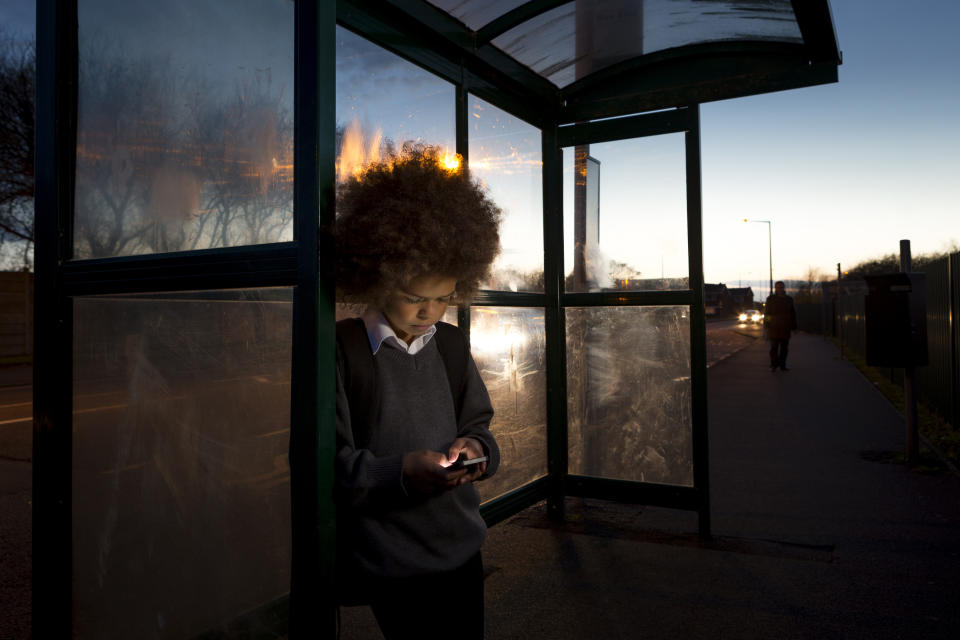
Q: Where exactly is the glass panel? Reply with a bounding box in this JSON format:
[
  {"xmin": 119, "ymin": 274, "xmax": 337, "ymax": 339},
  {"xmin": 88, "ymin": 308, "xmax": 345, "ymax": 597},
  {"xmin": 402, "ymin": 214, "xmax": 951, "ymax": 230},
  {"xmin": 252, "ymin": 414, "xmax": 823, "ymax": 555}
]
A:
[
  {"xmin": 644, "ymin": 0, "xmax": 801, "ymax": 53},
  {"xmin": 336, "ymin": 26, "xmax": 455, "ymax": 181},
  {"xmin": 426, "ymin": 0, "xmax": 529, "ymax": 31},
  {"xmin": 74, "ymin": 0, "xmax": 295, "ymax": 258},
  {"xmin": 566, "ymin": 306, "xmax": 692, "ymax": 486},
  {"xmin": 73, "ymin": 289, "xmax": 292, "ymax": 638},
  {"xmin": 468, "ymin": 97, "xmax": 543, "ymax": 292},
  {"xmin": 470, "ymin": 307, "xmax": 547, "ymax": 501},
  {"xmin": 491, "ymin": 0, "xmax": 801, "ymax": 88},
  {"xmin": 564, "ymin": 135, "xmax": 688, "ymax": 292},
  {"xmin": 335, "ymin": 303, "xmax": 458, "ymax": 327}
]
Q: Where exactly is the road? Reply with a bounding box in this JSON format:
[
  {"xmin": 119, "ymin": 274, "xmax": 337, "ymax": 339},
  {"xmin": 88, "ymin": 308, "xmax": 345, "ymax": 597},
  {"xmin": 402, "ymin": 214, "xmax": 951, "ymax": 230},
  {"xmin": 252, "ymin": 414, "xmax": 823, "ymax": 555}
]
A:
[{"xmin": 706, "ymin": 317, "xmax": 762, "ymax": 366}]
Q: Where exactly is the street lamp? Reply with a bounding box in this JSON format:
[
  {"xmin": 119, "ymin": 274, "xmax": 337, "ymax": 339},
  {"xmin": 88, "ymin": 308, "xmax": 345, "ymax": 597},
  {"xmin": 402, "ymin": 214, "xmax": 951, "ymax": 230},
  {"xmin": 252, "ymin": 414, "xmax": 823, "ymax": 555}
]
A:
[{"xmin": 743, "ymin": 218, "xmax": 772, "ymax": 299}]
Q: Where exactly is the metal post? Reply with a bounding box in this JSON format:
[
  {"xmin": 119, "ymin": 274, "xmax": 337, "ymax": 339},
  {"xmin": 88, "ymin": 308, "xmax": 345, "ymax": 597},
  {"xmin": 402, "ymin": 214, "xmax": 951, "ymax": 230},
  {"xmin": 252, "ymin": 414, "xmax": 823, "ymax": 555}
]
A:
[
  {"xmin": 289, "ymin": 0, "xmax": 336, "ymax": 635},
  {"xmin": 743, "ymin": 219, "xmax": 772, "ymax": 299},
  {"xmin": 837, "ymin": 262, "xmax": 843, "ymax": 359},
  {"xmin": 767, "ymin": 222, "xmax": 773, "ymax": 300},
  {"xmin": 686, "ymin": 106, "xmax": 710, "ymax": 539},
  {"xmin": 900, "ymin": 240, "xmax": 919, "ymax": 465},
  {"xmin": 33, "ymin": 1, "xmax": 77, "ymax": 636},
  {"xmin": 542, "ymin": 126, "xmax": 568, "ymax": 522}
]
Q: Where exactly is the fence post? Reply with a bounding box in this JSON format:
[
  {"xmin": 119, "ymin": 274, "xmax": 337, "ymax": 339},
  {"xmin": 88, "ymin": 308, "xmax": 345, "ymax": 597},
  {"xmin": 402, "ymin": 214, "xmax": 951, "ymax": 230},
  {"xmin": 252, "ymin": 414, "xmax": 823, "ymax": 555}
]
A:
[
  {"xmin": 900, "ymin": 240, "xmax": 919, "ymax": 465},
  {"xmin": 951, "ymin": 252, "xmax": 959, "ymax": 430},
  {"xmin": 837, "ymin": 263, "xmax": 843, "ymax": 359}
]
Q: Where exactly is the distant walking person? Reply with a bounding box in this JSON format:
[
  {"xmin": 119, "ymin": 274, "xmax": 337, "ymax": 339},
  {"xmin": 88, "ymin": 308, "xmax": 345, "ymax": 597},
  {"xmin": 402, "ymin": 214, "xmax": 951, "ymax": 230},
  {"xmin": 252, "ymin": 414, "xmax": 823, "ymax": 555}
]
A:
[{"xmin": 764, "ymin": 281, "xmax": 797, "ymax": 371}]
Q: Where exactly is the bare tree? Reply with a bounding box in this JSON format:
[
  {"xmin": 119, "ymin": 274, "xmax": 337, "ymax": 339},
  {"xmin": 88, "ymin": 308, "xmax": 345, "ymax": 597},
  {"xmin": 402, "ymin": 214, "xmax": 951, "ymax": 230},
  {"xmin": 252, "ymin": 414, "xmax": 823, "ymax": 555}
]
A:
[
  {"xmin": 74, "ymin": 43, "xmax": 293, "ymax": 258},
  {"xmin": 0, "ymin": 33, "xmax": 34, "ymax": 269}
]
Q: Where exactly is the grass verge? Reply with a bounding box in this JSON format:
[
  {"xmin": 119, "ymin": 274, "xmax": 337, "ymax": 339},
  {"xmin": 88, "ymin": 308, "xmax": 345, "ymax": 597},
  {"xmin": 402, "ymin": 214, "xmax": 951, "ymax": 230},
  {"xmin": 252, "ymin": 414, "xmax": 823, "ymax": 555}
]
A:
[{"xmin": 834, "ymin": 339, "xmax": 960, "ymax": 472}]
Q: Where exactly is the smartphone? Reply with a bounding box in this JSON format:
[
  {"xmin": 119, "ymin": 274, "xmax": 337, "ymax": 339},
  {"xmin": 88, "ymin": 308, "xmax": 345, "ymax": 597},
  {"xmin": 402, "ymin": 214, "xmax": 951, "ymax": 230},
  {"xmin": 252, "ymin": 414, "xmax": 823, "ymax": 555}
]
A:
[{"xmin": 447, "ymin": 452, "xmax": 488, "ymax": 472}]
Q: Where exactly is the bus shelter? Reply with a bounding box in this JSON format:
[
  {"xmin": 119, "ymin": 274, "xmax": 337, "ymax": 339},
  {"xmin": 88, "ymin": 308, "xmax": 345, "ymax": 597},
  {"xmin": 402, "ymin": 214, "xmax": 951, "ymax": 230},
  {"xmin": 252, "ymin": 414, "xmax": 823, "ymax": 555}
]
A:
[{"xmin": 33, "ymin": 1, "xmax": 840, "ymax": 637}]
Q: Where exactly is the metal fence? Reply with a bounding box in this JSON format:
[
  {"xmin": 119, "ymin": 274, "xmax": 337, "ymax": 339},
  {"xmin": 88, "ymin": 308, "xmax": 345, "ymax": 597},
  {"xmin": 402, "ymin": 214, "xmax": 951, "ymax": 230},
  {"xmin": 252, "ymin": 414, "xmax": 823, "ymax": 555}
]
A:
[
  {"xmin": 916, "ymin": 253, "xmax": 960, "ymax": 429},
  {"xmin": 819, "ymin": 252, "xmax": 959, "ymax": 429}
]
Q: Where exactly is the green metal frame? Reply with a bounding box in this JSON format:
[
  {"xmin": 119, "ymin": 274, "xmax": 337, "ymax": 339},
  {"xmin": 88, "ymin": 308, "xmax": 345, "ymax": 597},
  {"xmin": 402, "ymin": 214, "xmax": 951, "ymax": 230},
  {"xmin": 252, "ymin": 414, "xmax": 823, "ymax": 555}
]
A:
[
  {"xmin": 33, "ymin": 0, "xmax": 839, "ymax": 636},
  {"xmin": 33, "ymin": 1, "xmax": 76, "ymax": 636},
  {"xmin": 541, "ymin": 105, "xmax": 711, "ymax": 536}
]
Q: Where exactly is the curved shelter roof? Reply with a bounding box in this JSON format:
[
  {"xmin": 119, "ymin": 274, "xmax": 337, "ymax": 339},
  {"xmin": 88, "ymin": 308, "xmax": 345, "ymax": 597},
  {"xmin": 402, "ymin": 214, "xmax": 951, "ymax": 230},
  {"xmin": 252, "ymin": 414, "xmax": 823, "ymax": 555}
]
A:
[{"xmin": 340, "ymin": 0, "xmax": 841, "ymax": 124}]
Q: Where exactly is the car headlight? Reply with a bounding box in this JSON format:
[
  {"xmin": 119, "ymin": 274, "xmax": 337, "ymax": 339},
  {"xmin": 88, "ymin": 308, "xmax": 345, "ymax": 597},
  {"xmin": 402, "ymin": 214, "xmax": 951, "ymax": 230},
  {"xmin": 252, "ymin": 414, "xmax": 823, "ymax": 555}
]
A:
[{"xmin": 738, "ymin": 313, "xmax": 748, "ymax": 322}]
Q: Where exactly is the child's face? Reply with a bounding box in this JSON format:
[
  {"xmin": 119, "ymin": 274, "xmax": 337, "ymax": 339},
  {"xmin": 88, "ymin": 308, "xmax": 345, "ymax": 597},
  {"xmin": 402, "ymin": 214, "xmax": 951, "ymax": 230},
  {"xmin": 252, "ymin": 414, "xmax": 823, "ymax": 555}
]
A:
[{"xmin": 382, "ymin": 274, "xmax": 457, "ymax": 345}]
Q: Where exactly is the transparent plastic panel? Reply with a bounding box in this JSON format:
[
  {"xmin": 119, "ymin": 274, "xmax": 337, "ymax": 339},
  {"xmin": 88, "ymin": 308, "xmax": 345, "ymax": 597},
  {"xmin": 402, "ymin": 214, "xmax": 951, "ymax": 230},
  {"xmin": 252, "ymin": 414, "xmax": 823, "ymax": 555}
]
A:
[
  {"xmin": 468, "ymin": 96, "xmax": 543, "ymax": 292},
  {"xmin": 491, "ymin": 0, "xmax": 801, "ymax": 88},
  {"xmin": 643, "ymin": 0, "xmax": 801, "ymax": 53},
  {"xmin": 491, "ymin": 3, "xmax": 577, "ymax": 87},
  {"xmin": 73, "ymin": 290, "xmax": 292, "ymax": 638},
  {"xmin": 74, "ymin": 0, "xmax": 294, "ymax": 258},
  {"xmin": 426, "ymin": 0, "xmax": 530, "ymax": 31},
  {"xmin": 470, "ymin": 307, "xmax": 547, "ymax": 501},
  {"xmin": 566, "ymin": 306, "xmax": 692, "ymax": 485},
  {"xmin": 563, "ymin": 135, "xmax": 688, "ymax": 292},
  {"xmin": 336, "ymin": 26, "xmax": 455, "ymax": 182}
]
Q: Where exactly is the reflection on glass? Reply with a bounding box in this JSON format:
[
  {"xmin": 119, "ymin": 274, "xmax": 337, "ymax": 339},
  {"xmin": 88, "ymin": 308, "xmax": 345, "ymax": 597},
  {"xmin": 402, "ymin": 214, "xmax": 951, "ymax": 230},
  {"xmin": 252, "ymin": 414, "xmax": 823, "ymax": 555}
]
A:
[
  {"xmin": 469, "ymin": 97, "xmax": 544, "ymax": 292},
  {"xmin": 75, "ymin": 0, "xmax": 295, "ymax": 258},
  {"xmin": 426, "ymin": 0, "xmax": 528, "ymax": 31},
  {"xmin": 566, "ymin": 306, "xmax": 692, "ymax": 486},
  {"xmin": 564, "ymin": 135, "xmax": 689, "ymax": 292},
  {"xmin": 470, "ymin": 307, "xmax": 547, "ymax": 501},
  {"xmin": 335, "ymin": 303, "xmax": 458, "ymax": 327},
  {"xmin": 73, "ymin": 290, "xmax": 292, "ymax": 638},
  {"xmin": 336, "ymin": 27, "xmax": 455, "ymax": 180},
  {"xmin": 489, "ymin": 1, "xmax": 800, "ymax": 88}
]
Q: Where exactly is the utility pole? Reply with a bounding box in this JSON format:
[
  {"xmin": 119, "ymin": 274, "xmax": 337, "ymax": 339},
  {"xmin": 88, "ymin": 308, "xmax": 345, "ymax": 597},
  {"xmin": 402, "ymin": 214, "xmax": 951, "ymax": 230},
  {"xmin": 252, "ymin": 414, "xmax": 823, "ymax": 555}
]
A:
[
  {"xmin": 767, "ymin": 221, "xmax": 773, "ymax": 300},
  {"xmin": 744, "ymin": 219, "xmax": 772, "ymax": 298},
  {"xmin": 900, "ymin": 240, "xmax": 919, "ymax": 465}
]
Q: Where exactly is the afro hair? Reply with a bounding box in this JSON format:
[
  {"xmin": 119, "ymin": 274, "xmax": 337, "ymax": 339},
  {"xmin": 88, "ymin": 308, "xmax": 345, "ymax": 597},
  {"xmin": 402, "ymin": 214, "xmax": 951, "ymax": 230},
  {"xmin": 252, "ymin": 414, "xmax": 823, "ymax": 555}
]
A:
[{"xmin": 335, "ymin": 143, "xmax": 502, "ymax": 307}]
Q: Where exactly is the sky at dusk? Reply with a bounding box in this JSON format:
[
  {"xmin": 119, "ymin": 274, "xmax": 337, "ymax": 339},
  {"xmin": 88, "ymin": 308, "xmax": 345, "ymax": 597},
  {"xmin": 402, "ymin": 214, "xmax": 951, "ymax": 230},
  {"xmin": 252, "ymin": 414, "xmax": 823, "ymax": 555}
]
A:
[{"xmin": 2, "ymin": 1, "xmax": 957, "ymax": 296}]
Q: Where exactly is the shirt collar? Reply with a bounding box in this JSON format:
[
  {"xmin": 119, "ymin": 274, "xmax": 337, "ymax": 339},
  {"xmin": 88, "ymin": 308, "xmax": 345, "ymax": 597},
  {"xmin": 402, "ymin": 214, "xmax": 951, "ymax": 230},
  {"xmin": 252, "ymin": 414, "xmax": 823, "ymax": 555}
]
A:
[{"xmin": 361, "ymin": 307, "xmax": 438, "ymax": 355}]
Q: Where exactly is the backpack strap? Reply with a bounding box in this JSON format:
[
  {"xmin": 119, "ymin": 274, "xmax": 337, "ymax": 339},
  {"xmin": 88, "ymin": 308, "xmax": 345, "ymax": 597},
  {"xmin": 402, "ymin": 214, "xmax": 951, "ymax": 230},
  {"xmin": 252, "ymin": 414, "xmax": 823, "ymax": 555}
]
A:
[
  {"xmin": 433, "ymin": 321, "xmax": 469, "ymax": 419},
  {"xmin": 336, "ymin": 317, "xmax": 378, "ymax": 449}
]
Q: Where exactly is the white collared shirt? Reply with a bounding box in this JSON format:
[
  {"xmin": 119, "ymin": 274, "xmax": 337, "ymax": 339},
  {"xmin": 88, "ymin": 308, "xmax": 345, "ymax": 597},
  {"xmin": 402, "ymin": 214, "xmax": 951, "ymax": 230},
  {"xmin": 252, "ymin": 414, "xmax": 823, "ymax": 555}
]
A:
[{"xmin": 361, "ymin": 307, "xmax": 437, "ymax": 355}]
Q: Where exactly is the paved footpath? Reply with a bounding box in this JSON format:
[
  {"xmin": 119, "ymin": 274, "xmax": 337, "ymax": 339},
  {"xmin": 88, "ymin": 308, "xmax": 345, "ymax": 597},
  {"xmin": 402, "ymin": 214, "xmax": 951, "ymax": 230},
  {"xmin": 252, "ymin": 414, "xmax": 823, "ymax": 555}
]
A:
[{"xmin": 370, "ymin": 331, "xmax": 960, "ymax": 639}]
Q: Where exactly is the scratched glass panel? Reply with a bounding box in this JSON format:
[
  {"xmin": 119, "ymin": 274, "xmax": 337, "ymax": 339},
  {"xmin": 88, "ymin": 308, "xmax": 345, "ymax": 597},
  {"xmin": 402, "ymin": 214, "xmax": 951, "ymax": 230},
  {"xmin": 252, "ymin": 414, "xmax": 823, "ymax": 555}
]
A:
[
  {"xmin": 563, "ymin": 135, "xmax": 688, "ymax": 292},
  {"xmin": 74, "ymin": 0, "xmax": 294, "ymax": 258},
  {"xmin": 73, "ymin": 289, "xmax": 292, "ymax": 638},
  {"xmin": 470, "ymin": 307, "xmax": 547, "ymax": 501},
  {"xmin": 336, "ymin": 26, "xmax": 455, "ymax": 182},
  {"xmin": 468, "ymin": 96, "xmax": 543, "ymax": 292},
  {"xmin": 566, "ymin": 305, "xmax": 692, "ymax": 485}
]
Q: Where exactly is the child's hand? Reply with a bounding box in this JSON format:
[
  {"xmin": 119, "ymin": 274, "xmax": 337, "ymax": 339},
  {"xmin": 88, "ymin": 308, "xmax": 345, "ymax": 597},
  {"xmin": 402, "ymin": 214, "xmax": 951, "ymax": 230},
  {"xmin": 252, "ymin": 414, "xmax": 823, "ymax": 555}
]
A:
[
  {"xmin": 446, "ymin": 437, "xmax": 487, "ymax": 485},
  {"xmin": 402, "ymin": 450, "xmax": 464, "ymax": 495}
]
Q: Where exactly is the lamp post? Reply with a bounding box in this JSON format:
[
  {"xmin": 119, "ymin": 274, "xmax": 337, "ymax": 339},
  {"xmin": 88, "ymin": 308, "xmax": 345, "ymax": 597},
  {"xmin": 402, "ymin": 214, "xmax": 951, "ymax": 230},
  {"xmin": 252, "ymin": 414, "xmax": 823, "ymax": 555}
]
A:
[{"xmin": 743, "ymin": 218, "xmax": 772, "ymax": 299}]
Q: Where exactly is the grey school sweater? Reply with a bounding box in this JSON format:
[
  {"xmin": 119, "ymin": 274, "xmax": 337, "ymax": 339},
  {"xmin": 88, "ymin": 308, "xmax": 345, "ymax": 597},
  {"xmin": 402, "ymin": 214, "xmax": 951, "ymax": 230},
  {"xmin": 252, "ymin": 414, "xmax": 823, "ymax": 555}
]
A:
[{"xmin": 335, "ymin": 336, "xmax": 499, "ymax": 578}]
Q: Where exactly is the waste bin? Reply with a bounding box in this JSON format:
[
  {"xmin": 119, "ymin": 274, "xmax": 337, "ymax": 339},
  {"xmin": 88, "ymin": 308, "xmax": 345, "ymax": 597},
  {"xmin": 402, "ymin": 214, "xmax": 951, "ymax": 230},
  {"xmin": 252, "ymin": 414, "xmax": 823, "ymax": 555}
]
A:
[{"xmin": 864, "ymin": 273, "xmax": 928, "ymax": 367}]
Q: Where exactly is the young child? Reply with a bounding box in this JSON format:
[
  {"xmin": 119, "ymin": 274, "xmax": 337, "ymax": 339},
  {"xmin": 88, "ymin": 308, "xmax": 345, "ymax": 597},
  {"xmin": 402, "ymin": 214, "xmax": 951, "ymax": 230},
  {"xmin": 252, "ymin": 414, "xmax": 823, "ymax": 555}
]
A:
[{"xmin": 334, "ymin": 143, "xmax": 501, "ymax": 638}]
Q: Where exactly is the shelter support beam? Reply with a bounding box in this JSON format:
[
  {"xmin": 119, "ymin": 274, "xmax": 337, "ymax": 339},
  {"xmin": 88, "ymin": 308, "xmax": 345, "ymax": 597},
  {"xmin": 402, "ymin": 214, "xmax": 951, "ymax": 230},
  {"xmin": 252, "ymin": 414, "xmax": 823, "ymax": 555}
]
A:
[{"xmin": 685, "ymin": 105, "xmax": 711, "ymax": 539}]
